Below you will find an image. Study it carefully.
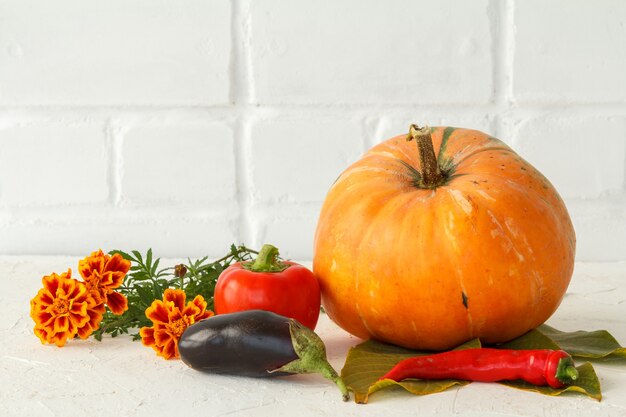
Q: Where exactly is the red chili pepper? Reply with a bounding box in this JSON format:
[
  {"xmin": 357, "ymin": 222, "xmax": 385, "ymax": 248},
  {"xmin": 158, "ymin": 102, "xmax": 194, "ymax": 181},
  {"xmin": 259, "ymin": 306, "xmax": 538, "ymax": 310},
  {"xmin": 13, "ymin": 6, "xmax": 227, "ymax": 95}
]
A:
[{"xmin": 379, "ymin": 348, "xmax": 579, "ymax": 389}]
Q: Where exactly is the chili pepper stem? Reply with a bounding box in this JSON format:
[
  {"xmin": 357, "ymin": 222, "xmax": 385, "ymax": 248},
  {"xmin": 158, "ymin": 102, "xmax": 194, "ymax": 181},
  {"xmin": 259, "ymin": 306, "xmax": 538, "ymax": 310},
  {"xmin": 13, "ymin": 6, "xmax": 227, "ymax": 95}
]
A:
[
  {"xmin": 565, "ymin": 367, "xmax": 579, "ymax": 380},
  {"xmin": 556, "ymin": 357, "xmax": 579, "ymax": 382},
  {"xmin": 244, "ymin": 244, "xmax": 289, "ymax": 272}
]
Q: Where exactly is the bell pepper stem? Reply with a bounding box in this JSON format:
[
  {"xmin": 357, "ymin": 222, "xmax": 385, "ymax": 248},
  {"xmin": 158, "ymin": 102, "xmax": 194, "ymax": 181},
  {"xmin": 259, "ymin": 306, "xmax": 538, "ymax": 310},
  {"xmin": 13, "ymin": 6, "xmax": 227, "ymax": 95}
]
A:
[{"xmin": 245, "ymin": 244, "xmax": 289, "ymax": 272}]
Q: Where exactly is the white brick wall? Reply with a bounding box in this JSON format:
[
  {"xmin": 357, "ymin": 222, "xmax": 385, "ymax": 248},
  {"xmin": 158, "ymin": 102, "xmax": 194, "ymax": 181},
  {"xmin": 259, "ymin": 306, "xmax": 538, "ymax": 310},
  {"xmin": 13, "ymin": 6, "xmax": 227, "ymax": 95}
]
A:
[
  {"xmin": 250, "ymin": 0, "xmax": 493, "ymax": 104},
  {"xmin": 121, "ymin": 123, "xmax": 237, "ymax": 206},
  {"xmin": 0, "ymin": 0, "xmax": 624, "ymax": 261},
  {"xmin": 0, "ymin": 0, "xmax": 232, "ymax": 105}
]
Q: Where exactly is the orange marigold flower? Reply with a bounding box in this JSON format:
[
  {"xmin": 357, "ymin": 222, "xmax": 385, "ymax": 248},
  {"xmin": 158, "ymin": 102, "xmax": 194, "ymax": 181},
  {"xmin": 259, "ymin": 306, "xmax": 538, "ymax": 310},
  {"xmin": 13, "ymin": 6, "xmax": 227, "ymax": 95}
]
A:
[
  {"xmin": 30, "ymin": 269, "xmax": 103, "ymax": 347},
  {"xmin": 140, "ymin": 288, "xmax": 214, "ymax": 360},
  {"xmin": 78, "ymin": 249, "xmax": 130, "ymax": 315}
]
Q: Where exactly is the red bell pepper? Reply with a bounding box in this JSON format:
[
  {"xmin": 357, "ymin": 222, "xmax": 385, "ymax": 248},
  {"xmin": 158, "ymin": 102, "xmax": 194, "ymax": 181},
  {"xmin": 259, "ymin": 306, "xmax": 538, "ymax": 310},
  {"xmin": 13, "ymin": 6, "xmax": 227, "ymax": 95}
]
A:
[{"xmin": 214, "ymin": 244, "xmax": 321, "ymax": 330}]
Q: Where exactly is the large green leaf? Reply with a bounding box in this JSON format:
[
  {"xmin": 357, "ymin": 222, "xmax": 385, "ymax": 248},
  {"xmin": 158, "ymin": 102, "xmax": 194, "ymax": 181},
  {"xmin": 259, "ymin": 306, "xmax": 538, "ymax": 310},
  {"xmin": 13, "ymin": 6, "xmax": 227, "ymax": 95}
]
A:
[
  {"xmin": 341, "ymin": 325, "xmax": 624, "ymax": 403},
  {"xmin": 537, "ymin": 325, "xmax": 626, "ymax": 360}
]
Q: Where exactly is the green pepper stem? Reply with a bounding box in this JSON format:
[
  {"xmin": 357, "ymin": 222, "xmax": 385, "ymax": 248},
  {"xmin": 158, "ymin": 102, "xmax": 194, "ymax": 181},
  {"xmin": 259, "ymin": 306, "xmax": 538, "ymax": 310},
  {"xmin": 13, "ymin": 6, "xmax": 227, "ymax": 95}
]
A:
[{"xmin": 245, "ymin": 244, "xmax": 288, "ymax": 272}]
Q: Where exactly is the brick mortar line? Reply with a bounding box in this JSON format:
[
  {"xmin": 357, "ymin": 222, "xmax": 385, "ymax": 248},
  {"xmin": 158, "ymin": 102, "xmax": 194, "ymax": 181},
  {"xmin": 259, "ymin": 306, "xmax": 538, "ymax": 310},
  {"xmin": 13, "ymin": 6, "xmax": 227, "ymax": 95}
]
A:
[
  {"xmin": 491, "ymin": 0, "xmax": 515, "ymax": 139},
  {"xmin": 231, "ymin": 0, "xmax": 254, "ymax": 246},
  {"xmin": 0, "ymin": 103, "xmax": 625, "ymax": 116},
  {"xmin": 2, "ymin": 192, "xmax": 625, "ymax": 213},
  {"xmin": 103, "ymin": 119, "xmax": 116, "ymax": 207}
]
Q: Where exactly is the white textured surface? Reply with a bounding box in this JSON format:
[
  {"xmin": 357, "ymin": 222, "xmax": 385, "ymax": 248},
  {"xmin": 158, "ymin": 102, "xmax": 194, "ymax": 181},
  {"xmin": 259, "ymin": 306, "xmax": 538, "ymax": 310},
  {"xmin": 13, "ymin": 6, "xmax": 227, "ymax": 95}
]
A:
[
  {"xmin": 0, "ymin": 0, "xmax": 624, "ymax": 262},
  {"xmin": 1, "ymin": 257, "xmax": 625, "ymax": 416}
]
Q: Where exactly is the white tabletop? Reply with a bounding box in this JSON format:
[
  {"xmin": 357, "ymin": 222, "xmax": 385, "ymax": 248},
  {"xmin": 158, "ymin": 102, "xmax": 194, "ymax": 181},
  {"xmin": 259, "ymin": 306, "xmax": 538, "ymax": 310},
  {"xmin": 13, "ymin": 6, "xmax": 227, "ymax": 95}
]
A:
[{"xmin": 1, "ymin": 257, "xmax": 625, "ymax": 417}]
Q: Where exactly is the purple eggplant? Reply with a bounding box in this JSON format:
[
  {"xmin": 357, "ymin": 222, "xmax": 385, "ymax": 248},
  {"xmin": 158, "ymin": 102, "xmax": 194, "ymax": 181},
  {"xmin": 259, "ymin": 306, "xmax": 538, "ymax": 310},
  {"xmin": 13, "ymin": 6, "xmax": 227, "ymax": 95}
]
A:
[{"xmin": 178, "ymin": 310, "xmax": 349, "ymax": 401}]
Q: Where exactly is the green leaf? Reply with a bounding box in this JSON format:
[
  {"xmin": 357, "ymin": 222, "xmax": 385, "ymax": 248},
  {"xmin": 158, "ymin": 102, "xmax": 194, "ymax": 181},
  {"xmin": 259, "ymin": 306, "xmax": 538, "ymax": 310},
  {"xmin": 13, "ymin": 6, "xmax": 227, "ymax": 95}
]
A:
[
  {"xmin": 109, "ymin": 250, "xmax": 135, "ymax": 262},
  {"xmin": 497, "ymin": 327, "xmax": 561, "ymax": 351},
  {"xmin": 341, "ymin": 324, "xmax": 624, "ymax": 403},
  {"xmin": 536, "ymin": 325, "xmax": 626, "ymax": 360},
  {"xmin": 136, "ymin": 285, "xmax": 154, "ymax": 306},
  {"xmin": 341, "ymin": 338, "xmax": 480, "ymax": 404},
  {"xmin": 146, "ymin": 248, "xmax": 153, "ymax": 271},
  {"xmin": 499, "ymin": 325, "xmax": 626, "ymax": 361},
  {"xmin": 131, "ymin": 250, "xmax": 143, "ymax": 264},
  {"xmin": 130, "ymin": 272, "xmax": 151, "ymax": 281}
]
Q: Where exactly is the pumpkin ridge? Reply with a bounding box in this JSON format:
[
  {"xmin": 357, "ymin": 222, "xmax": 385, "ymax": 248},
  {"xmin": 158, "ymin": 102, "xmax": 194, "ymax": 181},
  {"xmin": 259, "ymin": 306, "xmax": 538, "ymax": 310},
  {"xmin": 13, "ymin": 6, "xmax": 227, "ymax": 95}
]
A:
[
  {"xmin": 453, "ymin": 146, "xmax": 515, "ymax": 166},
  {"xmin": 436, "ymin": 126, "xmax": 457, "ymax": 164},
  {"xmin": 440, "ymin": 187, "xmax": 476, "ymax": 341}
]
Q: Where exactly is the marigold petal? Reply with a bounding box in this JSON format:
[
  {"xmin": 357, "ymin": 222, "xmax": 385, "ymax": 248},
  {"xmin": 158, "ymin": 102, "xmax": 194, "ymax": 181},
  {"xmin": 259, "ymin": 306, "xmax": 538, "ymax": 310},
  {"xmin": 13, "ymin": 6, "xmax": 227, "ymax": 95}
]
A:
[
  {"xmin": 104, "ymin": 253, "xmax": 131, "ymax": 277},
  {"xmin": 35, "ymin": 311, "xmax": 54, "ymax": 327},
  {"xmin": 76, "ymin": 310, "xmax": 100, "ymax": 339},
  {"xmin": 70, "ymin": 299, "xmax": 89, "ymax": 318},
  {"xmin": 33, "ymin": 326, "xmax": 49, "ymax": 344},
  {"xmin": 79, "ymin": 303, "xmax": 104, "ymax": 339},
  {"xmin": 93, "ymin": 271, "xmax": 112, "ymax": 289},
  {"xmin": 78, "ymin": 250, "xmax": 106, "ymax": 280},
  {"xmin": 161, "ymin": 338, "xmax": 178, "ymax": 360},
  {"xmin": 76, "ymin": 325, "xmax": 92, "ymax": 340},
  {"xmin": 90, "ymin": 302, "xmax": 106, "ymax": 315},
  {"xmin": 63, "ymin": 281, "xmax": 78, "ymax": 299},
  {"xmin": 192, "ymin": 294, "xmax": 208, "ymax": 311},
  {"xmin": 105, "ymin": 291, "xmax": 128, "ymax": 315},
  {"xmin": 42, "ymin": 273, "xmax": 61, "ymax": 295},
  {"xmin": 146, "ymin": 300, "xmax": 170, "ymax": 324},
  {"xmin": 98, "ymin": 271, "xmax": 125, "ymax": 290},
  {"xmin": 69, "ymin": 311, "xmax": 90, "ymax": 330},
  {"xmin": 182, "ymin": 301, "xmax": 201, "ymax": 318},
  {"xmin": 140, "ymin": 326, "xmax": 156, "ymax": 347},
  {"xmin": 163, "ymin": 288, "xmax": 186, "ymax": 311},
  {"xmin": 50, "ymin": 331, "xmax": 70, "ymax": 347},
  {"xmin": 198, "ymin": 310, "xmax": 215, "ymax": 321},
  {"xmin": 54, "ymin": 316, "xmax": 70, "ymax": 333},
  {"xmin": 69, "ymin": 282, "xmax": 89, "ymax": 301},
  {"xmin": 37, "ymin": 290, "xmax": 54, "ymax": 307},
  {"xmin": 167, "ymin": 308, "xmax": 184, "ymax": 323},
  {"xmin": 153, "ymin": 328, "xmax": 171, "ymax": 347}
]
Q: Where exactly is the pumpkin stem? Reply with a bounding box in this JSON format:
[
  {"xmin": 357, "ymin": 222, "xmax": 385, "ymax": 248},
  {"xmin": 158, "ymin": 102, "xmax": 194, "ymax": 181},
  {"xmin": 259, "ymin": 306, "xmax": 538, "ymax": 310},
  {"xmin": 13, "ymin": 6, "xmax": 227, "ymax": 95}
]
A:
[{"xmin": 406, "ymin": 124, "xmax": 443, "ymax": 188}]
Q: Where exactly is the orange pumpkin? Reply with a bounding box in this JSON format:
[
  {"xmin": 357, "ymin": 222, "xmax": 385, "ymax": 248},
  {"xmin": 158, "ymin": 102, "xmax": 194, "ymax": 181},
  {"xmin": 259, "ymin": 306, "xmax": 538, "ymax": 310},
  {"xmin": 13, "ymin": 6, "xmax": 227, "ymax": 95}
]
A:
[{"xmin": 313, "ymin": 125, "xmax": 575, "ymax": 351}]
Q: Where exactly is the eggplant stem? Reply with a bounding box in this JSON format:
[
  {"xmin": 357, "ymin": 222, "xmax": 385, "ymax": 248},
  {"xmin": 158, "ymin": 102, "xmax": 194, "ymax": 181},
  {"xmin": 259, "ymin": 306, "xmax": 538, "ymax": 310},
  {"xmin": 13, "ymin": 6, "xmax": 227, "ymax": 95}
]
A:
[{"xmin": 274, "ymin": 319, "xmax": 350, "ymax": 401}]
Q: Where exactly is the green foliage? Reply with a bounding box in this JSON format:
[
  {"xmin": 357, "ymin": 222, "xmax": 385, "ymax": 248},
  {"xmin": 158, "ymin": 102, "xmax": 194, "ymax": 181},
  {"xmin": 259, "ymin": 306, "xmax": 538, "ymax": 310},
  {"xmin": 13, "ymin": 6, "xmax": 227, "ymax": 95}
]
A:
[{"xmin": 92, "ymin": 245, "xmax": 257, "ymax": 341}]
